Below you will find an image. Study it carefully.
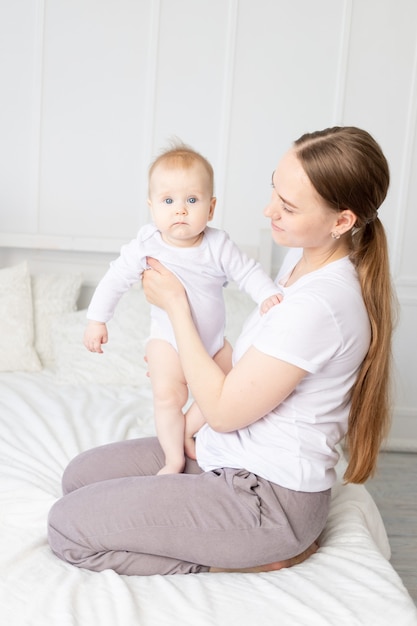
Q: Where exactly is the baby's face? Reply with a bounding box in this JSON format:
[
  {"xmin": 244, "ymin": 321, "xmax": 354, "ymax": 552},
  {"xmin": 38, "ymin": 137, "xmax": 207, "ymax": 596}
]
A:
[{"xmin": 148, "ymin": 162, "xmax": 216, "ymax": 247}]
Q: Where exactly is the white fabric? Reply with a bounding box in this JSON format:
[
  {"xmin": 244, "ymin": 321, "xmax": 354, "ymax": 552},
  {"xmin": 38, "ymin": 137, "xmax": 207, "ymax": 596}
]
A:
[
  {"xmin": 196, "ymin": 249, "xmax": 371, "ymax": 492},
  {"xmin": 0, "ymin": 369, "xmax": 416, "ymax": 626},
  {"xmin": 87, "ymin": 224, "xmax": 279, "ymax": 355},
  {"xmin": 32, "ymin": 272, "xmax": 82, "ymax": 366},
  {"xmin": 0, "ymin": 264, "xmax": 82, "ymax": 372},
  {"xmin": 0, "ymin": 262, "xmax": 41, "ymax": 372},
  {"xmin": 52, "ymin": 286, "xmax": 150, "ymax": 386}
]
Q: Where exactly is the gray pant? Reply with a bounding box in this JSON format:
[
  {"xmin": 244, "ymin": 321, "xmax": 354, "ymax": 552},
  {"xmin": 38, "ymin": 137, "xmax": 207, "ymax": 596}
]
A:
[{"xmin": 48, "ymin": 437, "xmax": 330, "ymax": 575}]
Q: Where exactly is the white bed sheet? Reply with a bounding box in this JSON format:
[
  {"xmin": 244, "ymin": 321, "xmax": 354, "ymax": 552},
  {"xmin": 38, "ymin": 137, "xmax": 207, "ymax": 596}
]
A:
[{"xmin": 0, "ymin": 370, "xmax": 416, "ymax": 626}]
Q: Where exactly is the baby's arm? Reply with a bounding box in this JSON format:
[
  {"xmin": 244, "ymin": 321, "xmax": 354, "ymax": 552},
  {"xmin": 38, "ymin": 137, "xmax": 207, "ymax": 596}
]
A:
[
  {"xmin": 218, "ymin": 232, "xmax": 284, "ymax": 310},
  {"xmin": 260, "ymin": 292, "xmax": 284, "ymax": 315},
  {"xmin": 84, "ymin": 235, "xmax": 146, "ymax": 353},
  {"xmin": 84, "ymin": 321, "xmax": 108, "ymax": 353}
]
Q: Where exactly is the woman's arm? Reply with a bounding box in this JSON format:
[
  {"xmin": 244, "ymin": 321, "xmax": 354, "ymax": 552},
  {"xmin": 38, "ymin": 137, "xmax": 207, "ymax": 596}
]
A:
[{"xmin": 142, "ymin": 258, "xmax": 306, "ymax": 432}]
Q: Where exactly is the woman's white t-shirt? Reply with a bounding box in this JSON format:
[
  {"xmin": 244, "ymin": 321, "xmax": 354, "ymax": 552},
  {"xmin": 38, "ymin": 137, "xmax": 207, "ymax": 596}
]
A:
[{"xmin": 195, "ymin": 248, "xmax": 371, "ymax": 492}]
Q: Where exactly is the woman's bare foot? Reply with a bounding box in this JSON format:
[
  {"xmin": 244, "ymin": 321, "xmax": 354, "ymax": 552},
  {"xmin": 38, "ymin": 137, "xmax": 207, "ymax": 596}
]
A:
[{"xmin": 209, "ymin": 542, "xmax": 319, "ymax": 573}]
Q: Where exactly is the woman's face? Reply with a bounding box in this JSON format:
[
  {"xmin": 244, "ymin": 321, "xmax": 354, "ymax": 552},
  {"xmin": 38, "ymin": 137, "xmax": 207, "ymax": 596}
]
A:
[{"xmin": 264, "ymin": 149, "xmax": 339, "ymax": 250}]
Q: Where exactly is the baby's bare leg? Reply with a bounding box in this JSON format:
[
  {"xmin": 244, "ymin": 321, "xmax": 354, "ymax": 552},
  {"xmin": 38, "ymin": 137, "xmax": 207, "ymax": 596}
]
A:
[
  {"xmin": 184, "ymin": 340, "xmax": 233, "ymax": 460},
  {"xmin": 184, "ymin": 404, "xmax": 204, "ymax": 460},
  {"xmin": 146, "ymin": 340, "xmax": 188, "ymax": 475}
]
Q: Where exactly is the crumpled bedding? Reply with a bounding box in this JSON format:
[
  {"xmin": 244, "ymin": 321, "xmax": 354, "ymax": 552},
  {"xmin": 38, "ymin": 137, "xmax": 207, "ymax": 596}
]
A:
[{"xmin": 0, "ymin": 370, "xmax": 416, "ymax": 626}]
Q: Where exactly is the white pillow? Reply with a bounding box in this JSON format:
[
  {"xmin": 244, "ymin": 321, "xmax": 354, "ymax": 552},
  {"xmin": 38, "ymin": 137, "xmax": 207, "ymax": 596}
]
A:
[
  {"xmin": 0, "ymin": 262, "xmax": 41, "ymax": 372},
  {"xmin": 52, "ymin": 286, "xmax": 150, "ymax": 386},
  {"xmin": 32, "ymin": 272, "xmax": 82, "ymax": 367}
]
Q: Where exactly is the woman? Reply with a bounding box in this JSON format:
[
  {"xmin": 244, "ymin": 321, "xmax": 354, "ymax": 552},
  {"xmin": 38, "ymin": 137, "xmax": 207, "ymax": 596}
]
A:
[{"xmin": 48, "ymin": 126, "xmax": 394, "ymax": 575}]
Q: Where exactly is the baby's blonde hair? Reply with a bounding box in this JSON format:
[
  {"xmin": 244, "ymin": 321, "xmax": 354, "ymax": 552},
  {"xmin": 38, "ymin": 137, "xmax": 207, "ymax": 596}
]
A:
[{"xmin": 149, "ymin": 141, "xmax": 214, "ymax": 195}]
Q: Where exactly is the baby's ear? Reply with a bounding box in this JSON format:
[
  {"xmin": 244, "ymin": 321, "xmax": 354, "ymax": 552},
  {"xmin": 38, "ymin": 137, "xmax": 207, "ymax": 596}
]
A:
[{"xmin": 208, "ymin": 197, "xmax": 217, "ymax": 220}]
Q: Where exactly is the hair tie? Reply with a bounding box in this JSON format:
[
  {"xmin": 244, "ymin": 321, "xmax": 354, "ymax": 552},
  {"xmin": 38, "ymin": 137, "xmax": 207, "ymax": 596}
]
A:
[{"xmin": 365, "ymin": 210, "xmax": 378, "ymax": 225}]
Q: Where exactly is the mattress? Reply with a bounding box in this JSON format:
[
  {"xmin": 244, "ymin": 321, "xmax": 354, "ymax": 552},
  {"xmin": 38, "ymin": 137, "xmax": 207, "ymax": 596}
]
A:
[{"xmin": 0, "ymin": 369, "xmax": 416, "ymax": 626}]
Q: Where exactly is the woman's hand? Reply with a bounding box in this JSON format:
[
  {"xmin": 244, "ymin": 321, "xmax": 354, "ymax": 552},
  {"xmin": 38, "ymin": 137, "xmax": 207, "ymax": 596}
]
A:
[{"xmin": 142, "ymin": 257, "xmax": 188, "ymax": 313}]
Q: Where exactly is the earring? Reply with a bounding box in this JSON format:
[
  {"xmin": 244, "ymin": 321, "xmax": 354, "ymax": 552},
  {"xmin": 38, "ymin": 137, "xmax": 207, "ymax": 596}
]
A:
[{"xmin": 331, "ymin": 231, "xmax": 341, "ymax": 240}]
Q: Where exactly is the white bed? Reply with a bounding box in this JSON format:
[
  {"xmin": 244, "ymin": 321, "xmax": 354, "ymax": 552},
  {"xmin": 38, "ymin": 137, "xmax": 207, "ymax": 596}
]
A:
[{"xmin": 0, "ymin": 259, "xmax": 416, "ymax": 626}]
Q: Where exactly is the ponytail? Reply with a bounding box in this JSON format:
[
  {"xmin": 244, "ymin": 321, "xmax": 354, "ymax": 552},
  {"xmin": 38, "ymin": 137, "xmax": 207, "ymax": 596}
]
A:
[
  {"xmin": 344, "ymin": 219, "xmax": 396, "ymax": 482},
  {"xmin": 294, "ymin": 127, "xmax": 395, "ymax": 483}
]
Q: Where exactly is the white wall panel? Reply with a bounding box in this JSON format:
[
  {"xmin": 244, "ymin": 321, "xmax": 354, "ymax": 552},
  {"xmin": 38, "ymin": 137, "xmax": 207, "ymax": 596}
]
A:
[
  {"xmin": 39, "ymin": 0, "xmax": 152, "ymax": 239},
  {"xmin": 391, "ymin": 299, "xmax": 417, "ymax": 446},
  {"xmin": 222, "ymin": 0, "xmax": 346, "ymax": 247},
  {"xmin": 397, "ymin": 108, "xmax": 417, "ymax": 281},
  {"xmin": 393, "ymin": 302, "xmax": 417, "ymax": 409},
  {"xmin": 343, "ymin": 0, "xmax": 417, "ymax": 255},
  {"xmin": 151, "ymin": 0, "xmax": 233, "ymax": 233},
  {"xmin": 0, "ymin": 0, "xmax": 41, "ymax": 231}
]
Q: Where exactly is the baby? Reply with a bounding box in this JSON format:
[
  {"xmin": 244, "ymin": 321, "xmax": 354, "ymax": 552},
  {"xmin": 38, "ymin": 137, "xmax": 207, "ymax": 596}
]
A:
[{"xmin": 84, "ymin": 143, "xmax": 282, "ymax": 473}]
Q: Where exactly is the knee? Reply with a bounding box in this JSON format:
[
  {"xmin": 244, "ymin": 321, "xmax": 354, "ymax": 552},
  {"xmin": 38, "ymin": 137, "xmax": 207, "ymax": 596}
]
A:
[
  {"xmin": 152, "ymin": 383, "xmax": 188, "ymax": 411},
  {"xmin": 61, "ymin": 444, "xmax": 114, "ymax": 495},
  {"xmin": 61, "ymin": 450, "xmax": 93, "ymax": 495},
  {"xmin": 47, "ymin": 498, "xmax": 70, "ymax": 562},
  {"xmin": 48, "ymin": 493, "xmax": 88, "ymax": 567}
]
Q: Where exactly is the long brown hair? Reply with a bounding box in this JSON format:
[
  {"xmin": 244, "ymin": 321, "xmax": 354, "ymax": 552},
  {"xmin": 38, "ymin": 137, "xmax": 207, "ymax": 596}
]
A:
[{"xmin": 294, "ymin": 127, "xmax": 395, "ymax": 483}]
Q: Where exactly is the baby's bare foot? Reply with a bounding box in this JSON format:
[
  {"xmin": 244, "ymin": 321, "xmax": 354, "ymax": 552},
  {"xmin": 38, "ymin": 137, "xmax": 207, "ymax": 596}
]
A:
[{"xmin": 157, "ymin": 458, "xmax": 185, "ymax": 475}]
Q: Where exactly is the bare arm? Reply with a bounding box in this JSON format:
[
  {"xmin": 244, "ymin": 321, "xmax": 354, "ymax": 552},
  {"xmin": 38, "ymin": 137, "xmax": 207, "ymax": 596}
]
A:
[{"xmin": 142, "ymin": 258, "xmax": 306, "ymax": 432}]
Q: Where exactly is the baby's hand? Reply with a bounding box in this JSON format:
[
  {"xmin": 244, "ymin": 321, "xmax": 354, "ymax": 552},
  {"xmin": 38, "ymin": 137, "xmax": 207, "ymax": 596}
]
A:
[
  {"xmin": 84, "ymin": 321, "xmax": 108, "ymax": 353},
  {"xmin": 260, "ymin": 293, "xmax": 283, "ymax": 315}
]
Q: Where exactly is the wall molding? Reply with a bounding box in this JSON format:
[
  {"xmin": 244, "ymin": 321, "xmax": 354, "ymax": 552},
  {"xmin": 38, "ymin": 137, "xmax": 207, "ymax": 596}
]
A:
[
  {"xmin": 30, "ymin": 0, "xmax": 45, "ymax": 233},
  {"xmin": 0, "ymin": 233, "xmax": 126, "ymax": 254},
  {"xmin": 332, "ymin": 0, "xmax": 352, "ymax": 124},
  {"xmin": 384, "ymin": 438, "xmax": 417, "ymax": 452},
  {"xmin": 140, "ymin": 0, "xmax": 160, "ymax": 201},
  {"xmin": 394, "ymin": 279, "xmax": 417, "ymax": 305},
  {"xmin": 215, "ymin": 0, "xmax": 239, "ymax": 226},
  {"xmin": 391, "ymin": 26, "xmax": 417, "ymax": 275},
  {"xmin": 386, "ymin": 407, "xmax": 417, "ymax": 451}
]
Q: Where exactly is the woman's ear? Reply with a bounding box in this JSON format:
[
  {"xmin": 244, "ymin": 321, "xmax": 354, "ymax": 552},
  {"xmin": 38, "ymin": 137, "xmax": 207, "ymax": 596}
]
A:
[{"xmin": 335, "ymin": 209, "xmax": 357, "ymax": 235}]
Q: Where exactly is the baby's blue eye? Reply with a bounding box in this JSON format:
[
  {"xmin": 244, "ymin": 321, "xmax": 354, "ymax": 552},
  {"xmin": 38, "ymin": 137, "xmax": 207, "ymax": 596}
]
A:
[
  {"xmin": 164, "ymin": 198, "xmax": 173, "ymax": 204},
  {"xmin": 188, "ymin": 197, "xmax": 197, "ymax": 204}
]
